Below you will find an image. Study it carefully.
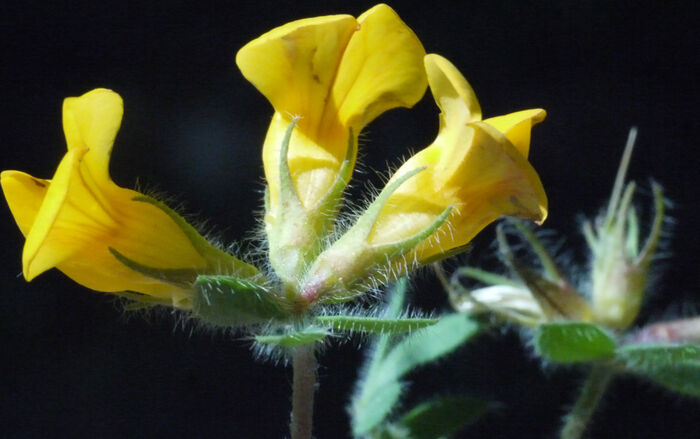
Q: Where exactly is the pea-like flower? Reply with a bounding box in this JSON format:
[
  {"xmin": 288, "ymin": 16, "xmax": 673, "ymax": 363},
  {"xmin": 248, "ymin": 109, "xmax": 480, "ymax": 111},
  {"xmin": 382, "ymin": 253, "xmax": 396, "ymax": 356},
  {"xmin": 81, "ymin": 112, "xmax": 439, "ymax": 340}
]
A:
[
  {"xmin": 369, "ymin": 54, "xmax": 548, "ymax": 261},
  {"xmin": 236, "ymin": 4, "xmax": 427, "ymax": 283},
  {"xmin": 302, "ymin": 54, "xmax": 548, "ymax": 302},
  {"xmin": 1, "ymin": 89, "xmax": 257, "ymax": 308}
]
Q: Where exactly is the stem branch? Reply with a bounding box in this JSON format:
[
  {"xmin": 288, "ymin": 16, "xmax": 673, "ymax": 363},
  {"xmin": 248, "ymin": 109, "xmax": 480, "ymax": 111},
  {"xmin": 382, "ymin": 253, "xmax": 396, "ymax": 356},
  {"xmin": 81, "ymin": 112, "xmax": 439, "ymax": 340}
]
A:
[
  {"xmin": 560, "ymin": 365, "xmax": 613, "ymax": 439},
  {"xmin": 291, "ymin": 345, "xmax": 318, "ymax": 439}
]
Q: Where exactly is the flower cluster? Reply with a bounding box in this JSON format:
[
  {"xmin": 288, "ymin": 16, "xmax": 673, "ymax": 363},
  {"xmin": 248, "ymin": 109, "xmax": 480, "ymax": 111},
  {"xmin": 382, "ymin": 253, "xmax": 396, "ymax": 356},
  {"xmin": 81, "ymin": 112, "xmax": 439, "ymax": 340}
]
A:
[{"xmin": 3, "ymin": 4, "xmax": 548, "ymax": 324}]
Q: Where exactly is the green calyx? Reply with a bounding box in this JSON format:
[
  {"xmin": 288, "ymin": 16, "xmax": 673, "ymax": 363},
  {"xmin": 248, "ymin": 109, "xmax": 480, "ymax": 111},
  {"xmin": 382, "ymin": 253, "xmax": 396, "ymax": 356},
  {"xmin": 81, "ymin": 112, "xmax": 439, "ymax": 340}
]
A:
[
  {"xmin": 266, "ymin": 120, "xmax": 357, "ymax": 289},
  {"xmin": 300, "ymin": 167, "xmax": 453, "ymax": 304},
  {"xmin": 193, "ymin": 275, "xmax": 290, "ymax": 327}
]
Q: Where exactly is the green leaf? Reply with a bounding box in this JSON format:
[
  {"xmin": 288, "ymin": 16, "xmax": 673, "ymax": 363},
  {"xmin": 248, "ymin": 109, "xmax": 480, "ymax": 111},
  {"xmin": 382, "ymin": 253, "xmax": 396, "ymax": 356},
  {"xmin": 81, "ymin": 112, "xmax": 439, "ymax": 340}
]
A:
[
  {"xmin": 372, "ymin": 279, "xmax": 410, "ymax": 363},
  {"xmin": 351, "ymin": 314, "xmax": 479, "ymax": 437},
  {"xmin": 352, "ymin": 380, "xmax": 403, "ymax": 437},
  {"xmin": 535, "ymin": 322, "xmax": 616, "ymax": 363},
  {"xmin": 641, "ymin": 360, "xmax": 700, "ymax": 398},
  {"xmin": 617, "ymin": 343, "xmax": 700, "ymax": 371},
  {"xmin": 381, "ymin": 314, "xmax": 479, "ymax": 380},
  {"xmin": 193, "ymin": 275, "xmax": 288, "ymax": 326},
  {"xmin": 397, "ymin": 395, "xmax": 488, "ymax": 439},
  {"xmin": 255, "ymin": 326, "xmax": 329, "ymax": 348},
  {"xmin": 618, "ymin": 343, "xmax": 700, "ymax": 398},
  {"xmin": 350, "ymin": 279, "xmax": 408, "ymax": 436},
  {"xmin": 315, "ymin": 315, "xmax": 438, "ymax": 334}
]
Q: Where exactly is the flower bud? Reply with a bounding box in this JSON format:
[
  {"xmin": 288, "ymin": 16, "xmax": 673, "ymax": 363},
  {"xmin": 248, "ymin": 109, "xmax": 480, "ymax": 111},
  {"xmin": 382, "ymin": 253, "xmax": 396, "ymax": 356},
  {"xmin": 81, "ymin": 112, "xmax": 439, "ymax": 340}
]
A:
[{"xmin": 586, "ymin": 129, "xmax": 665, "ymax": 330}]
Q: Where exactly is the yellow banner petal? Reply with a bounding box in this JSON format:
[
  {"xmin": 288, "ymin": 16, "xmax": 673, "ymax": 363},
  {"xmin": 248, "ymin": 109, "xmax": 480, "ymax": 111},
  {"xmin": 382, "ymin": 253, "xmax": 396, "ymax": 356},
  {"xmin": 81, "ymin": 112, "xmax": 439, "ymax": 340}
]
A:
[
  {"xmin": 424, "ymin": 54, "xmax": 482, "ymax": 127},
  {"xmin": 236, "ymin": 15, "xmax": 357, "ymax": 134},
  {"xmin": 333, "ymin": 4, "xmax": 427, "ymax": 129},
  {"xmin": 62, "ymin": 89, "xmax": 123, "ymax": 182}
]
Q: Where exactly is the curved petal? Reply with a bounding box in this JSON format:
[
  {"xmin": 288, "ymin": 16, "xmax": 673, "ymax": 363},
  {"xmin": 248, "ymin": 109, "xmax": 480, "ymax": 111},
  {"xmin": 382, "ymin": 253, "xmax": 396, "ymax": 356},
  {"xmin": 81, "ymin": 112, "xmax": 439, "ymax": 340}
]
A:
[
  {"xmin": 1, "ymin": 170, "xmax": 48, "ymax": 237},
  {"xmin": 333, "ymin": 4, "xmax": 427, "ymax": 129},
  {"xmin": 424, "ymin": 54, "xmax": 482, "ymax": 127},
  {"xmin": 236, "ymin": 14, "xmax": 357, "ymax": 132},
  {"xmin": 22, "ymin": 148, "xmax": 89, "ymax": 279},
  {"xmin": 484, "ymin": 109, "xmax": 546, "ymax": 157},
  {"xmin": 62, "ymin": 89, "xmax": 123, "ymax": 183}
]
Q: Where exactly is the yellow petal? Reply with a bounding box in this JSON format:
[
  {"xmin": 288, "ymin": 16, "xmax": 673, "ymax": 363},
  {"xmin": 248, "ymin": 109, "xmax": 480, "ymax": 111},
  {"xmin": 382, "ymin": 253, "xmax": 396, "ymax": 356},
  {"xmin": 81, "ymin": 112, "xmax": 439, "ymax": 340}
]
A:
[
  {"xmin": 424, "ymin": 54, "xmax": 482, "ymax": 127},
  {"xmin": 51, "ymin": 185, "xmax": 208, "ymax": 305},
  {"xmin": 21, "ymin": 148, "xmax": 88, "ymax": 279},
  {"xmin": 236, "ymin": 14, "xmax": 357, "ymax": 134},
  {"xmin": 450, "ymin": 121, "xmax": 548, "ymax": 224},
  {"xmin": 484, "ymin": 109, "xmax": 546, "ymax": 157},
  {"xmin": 333, "ymin": 4, "xmax": 427, "ymax": 129},
  {"xmin": 62, "ymin": 88, "xmax": 123, "ymax": 182},
  {"xmin": 1, "ymin": 170, "xmax": 49, "ymax": 237}
]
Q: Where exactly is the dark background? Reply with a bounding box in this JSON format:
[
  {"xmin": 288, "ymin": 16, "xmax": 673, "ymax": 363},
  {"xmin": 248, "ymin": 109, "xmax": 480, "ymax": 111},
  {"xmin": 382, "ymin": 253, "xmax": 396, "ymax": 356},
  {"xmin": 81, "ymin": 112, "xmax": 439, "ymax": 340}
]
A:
[{"xmin": 1, "ymin": 1, "xmax": 699, "ymax": 437}]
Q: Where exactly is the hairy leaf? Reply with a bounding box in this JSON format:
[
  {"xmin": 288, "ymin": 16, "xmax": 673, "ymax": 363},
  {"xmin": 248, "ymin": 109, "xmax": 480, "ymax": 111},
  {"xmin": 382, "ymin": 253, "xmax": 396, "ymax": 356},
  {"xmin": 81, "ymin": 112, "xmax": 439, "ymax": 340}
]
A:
[
  {"xmin": 535, "ymin": 322, "xmax": 616, "ymax": 363},
  {"xmin": 641, "ymin": 360, "xmax": 700, "ymax": 398},
  {"xmin": 397, "ymin": 395, "xmax": 488, "ymax": 439},
  {"xmin": 618, "ymin": 343, "xmax": 700, "ymax": 370},
  {"xmin": 315, "ymin": 315, "xmax": 438, "ymax": 334}
]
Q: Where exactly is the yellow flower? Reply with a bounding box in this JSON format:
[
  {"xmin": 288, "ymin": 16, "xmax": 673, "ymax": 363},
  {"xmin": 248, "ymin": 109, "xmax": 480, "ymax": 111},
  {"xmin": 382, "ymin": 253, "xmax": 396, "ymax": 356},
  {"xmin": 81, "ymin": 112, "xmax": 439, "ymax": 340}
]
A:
[
  {"xmin": 368, "ymin": 54, "xmax": 548, "ymax": 262},
  {"xmin": 236, "ymin": 4, "xmax": 428, "ymax": 284},
  {"xmin": 301, "ymin": 54, "xmax": 547, "ymax": 302},
  {"xmin": 236, "ymin": 3, "xmax": 427, "ymax": 213},
  {"xmin": 1, "ymin": 89, "xmax": 257, "ymax": 308}
]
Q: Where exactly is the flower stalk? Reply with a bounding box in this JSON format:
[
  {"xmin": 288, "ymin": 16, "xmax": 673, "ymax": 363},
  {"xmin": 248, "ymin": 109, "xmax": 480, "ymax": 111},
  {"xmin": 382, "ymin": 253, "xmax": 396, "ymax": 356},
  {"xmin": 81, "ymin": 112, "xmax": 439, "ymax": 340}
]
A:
[
  {"xmin": 291, "ymin": 344, "xmax": 318, "ymax": 439},
  {"xmin": 560, "ymin": 365, "xmax": 614, "ymax": 439}
]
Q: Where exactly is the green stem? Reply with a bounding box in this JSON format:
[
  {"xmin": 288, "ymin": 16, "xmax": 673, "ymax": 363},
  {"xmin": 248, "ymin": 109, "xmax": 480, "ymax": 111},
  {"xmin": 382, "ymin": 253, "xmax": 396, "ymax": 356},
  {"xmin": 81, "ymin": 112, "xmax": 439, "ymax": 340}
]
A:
[
  {"xmin": 560, "ymin": 365, "xmax": 614, "ymax": 439},
  {"xmin": 291, "ymin": 344, "xmax": 318, "ymax": 439}
]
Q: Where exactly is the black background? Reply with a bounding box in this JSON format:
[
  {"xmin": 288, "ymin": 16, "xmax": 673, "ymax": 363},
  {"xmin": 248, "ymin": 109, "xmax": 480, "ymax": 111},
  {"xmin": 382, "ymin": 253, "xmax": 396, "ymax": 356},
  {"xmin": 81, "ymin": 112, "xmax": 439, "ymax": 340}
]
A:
[{"xmin": 1, "ymin": 1, "xmax": 699, "ymax": 438}]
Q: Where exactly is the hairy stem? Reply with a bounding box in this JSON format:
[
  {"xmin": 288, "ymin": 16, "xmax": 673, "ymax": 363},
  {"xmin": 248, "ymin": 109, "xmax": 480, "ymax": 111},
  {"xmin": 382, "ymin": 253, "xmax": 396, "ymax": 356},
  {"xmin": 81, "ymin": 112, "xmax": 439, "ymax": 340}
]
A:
[
  {"xmin": 560, "ymin": 365, "xmax": 614, "ymax": 439},
  {"xmin": 291, "ymin": 345, "xmax": 318, "ymax": 439}
]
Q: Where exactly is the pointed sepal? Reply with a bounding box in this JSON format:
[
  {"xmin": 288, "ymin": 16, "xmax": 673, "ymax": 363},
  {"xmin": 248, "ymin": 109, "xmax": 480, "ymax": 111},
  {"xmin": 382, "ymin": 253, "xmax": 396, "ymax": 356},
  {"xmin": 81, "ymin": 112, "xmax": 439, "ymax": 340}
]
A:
[
  {"xmin": 315, "ymin": 315, "xmax": 438, "ymax": 335},
  {"xmin": 255, "ymin": 326, "xmax": 330, "ymax": 348}
]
